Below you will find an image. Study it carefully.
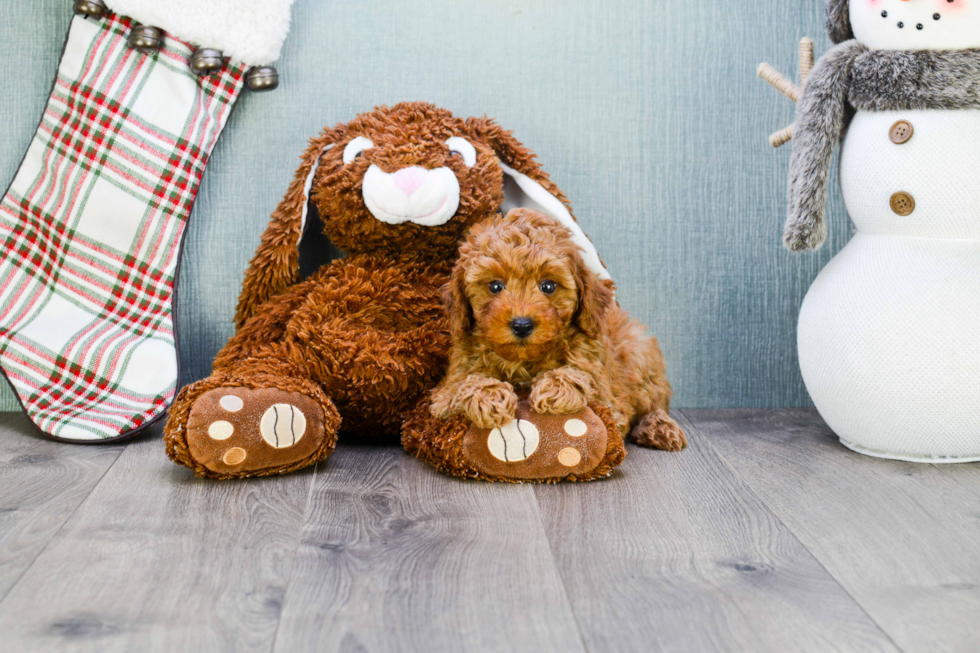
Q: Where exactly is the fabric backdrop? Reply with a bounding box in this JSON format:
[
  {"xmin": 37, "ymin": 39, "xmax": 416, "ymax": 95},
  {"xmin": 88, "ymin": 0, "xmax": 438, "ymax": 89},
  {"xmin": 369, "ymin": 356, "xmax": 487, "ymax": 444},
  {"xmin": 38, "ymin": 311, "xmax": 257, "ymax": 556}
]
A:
[{"xmin": 0, "ymin": 0, "xmax": 849, "ymax": 410}]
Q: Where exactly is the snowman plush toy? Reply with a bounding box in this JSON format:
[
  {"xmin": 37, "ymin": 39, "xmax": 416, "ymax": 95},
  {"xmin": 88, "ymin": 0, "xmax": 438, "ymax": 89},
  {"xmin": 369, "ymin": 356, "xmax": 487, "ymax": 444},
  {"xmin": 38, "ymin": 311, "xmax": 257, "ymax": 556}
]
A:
[{"xmin": 786, "ymin": 0, "xmax": 980, "ymax": 462}]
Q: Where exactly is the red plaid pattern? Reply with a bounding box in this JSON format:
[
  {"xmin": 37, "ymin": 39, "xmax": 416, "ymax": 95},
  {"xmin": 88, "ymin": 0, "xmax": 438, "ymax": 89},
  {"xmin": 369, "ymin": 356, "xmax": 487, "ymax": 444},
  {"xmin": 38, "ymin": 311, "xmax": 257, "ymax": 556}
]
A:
[{"xmin": 0, "ymin": 13, "xmax": 244, "ymax": 440}]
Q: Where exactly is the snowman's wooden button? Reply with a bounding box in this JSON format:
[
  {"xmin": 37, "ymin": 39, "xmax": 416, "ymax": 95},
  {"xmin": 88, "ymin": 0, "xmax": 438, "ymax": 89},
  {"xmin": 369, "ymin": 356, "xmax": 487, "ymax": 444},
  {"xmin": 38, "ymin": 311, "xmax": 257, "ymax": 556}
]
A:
[
  {"xmin": 889, "ymin": 121, "xmax": 914, "ymax": 145},
  {"xmin": 890, "ymin": 192, "xmax": 916, "ymax": 216}
]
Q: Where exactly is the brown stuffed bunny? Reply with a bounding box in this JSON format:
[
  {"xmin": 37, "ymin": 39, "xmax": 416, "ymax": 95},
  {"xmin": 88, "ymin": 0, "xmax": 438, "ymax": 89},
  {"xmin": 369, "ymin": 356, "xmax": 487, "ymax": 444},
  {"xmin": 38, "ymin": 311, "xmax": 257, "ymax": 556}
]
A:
[{"xmin": 164, "ymin": 102, "xmax": 612, "ymax": 479}]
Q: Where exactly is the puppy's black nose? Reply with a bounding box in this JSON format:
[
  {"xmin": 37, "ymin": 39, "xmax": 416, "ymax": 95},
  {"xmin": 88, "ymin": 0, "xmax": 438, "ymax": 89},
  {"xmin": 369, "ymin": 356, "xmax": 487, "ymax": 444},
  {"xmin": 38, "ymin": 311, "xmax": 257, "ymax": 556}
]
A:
[{"xmin": 510, "ymin": 317, "xmax": 535, "ymax": 339}]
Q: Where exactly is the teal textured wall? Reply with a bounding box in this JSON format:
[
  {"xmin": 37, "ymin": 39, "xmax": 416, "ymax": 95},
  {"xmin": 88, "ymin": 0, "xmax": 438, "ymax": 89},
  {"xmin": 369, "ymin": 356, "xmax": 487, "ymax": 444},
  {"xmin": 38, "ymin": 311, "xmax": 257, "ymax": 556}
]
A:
[{"xmin": 0, "ymin": 0, "xmax": 851, "ymax": 411}]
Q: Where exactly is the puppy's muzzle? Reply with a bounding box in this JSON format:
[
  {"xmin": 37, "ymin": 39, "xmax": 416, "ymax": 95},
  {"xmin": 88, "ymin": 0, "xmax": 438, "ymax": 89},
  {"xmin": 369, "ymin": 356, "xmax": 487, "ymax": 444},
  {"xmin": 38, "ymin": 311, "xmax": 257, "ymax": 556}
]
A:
[{"xmin": 510, "ymin": 317, "xmax": 535, "ymax": 339}]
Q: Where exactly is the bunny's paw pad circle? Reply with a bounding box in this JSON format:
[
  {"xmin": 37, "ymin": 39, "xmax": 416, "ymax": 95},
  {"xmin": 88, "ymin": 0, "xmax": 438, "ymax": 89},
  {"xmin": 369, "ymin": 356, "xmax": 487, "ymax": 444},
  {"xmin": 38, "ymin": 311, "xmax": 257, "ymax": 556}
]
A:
[
  {"xmin": 463, "ymin": 401, "xmax": 609, "ymax": 481},
  {"xmin": 185, "ymin": 388, "xmax": 326, "ymax": 475}
]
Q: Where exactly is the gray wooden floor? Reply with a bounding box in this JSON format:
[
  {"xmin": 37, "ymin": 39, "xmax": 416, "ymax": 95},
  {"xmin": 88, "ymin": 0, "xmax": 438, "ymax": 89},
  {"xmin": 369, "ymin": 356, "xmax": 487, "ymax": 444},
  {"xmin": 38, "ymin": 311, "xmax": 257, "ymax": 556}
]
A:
[{"xmin": 0, "ymin": 410, "xmax": 978, "ymax": 652}]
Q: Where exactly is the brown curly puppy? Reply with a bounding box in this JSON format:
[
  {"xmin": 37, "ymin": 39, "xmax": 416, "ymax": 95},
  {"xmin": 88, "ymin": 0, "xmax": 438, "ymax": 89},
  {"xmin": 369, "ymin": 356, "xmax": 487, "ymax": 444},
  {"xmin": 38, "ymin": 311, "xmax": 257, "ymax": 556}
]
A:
[
  {"xmin": 430, "ymin": 208, "xmax": 686, "ymax": 451},
  {"xmin": 164, "ymin": 102, "xmax": 590, "ymax": 479}
]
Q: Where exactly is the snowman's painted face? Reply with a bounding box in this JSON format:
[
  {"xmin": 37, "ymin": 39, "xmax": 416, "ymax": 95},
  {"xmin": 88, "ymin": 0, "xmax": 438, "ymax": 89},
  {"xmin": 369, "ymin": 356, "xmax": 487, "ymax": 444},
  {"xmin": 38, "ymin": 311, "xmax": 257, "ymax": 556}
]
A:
[{"xmin": 851, "ymin": 0, "xmax": 980, "ymax": 50}]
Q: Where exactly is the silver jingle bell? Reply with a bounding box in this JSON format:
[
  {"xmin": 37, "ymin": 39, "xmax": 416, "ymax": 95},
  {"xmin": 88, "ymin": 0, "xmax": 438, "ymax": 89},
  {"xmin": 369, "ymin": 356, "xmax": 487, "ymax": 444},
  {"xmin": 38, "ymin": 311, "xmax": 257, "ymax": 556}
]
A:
[
  {"xmin": 190, "ymin": 48, "xmax": 224, "ymax": 76},
  {"xmin": 73, "ymin": 0, "xmax": 107, "ymax": 19},
  {"xmin": 246, "ymin": 66, "xmax": 279, "ymax": 92},
  {"xmin": 128, "ymin": 25, "xmax": 164, "ymax": 52}
]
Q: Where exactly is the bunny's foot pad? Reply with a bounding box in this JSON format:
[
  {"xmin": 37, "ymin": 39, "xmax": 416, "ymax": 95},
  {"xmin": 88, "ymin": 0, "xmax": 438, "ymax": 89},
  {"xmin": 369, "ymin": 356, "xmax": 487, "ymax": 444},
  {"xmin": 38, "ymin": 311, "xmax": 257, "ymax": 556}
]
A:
[
  {"xmin": 184, "ymin": 388, "xmax": 332, "ymax": 477},
  {"xmin": 464, "ymin": 403, "xmax": 611, "ymax": 480},
  {"xmin": 403, "ymin": 400, "xmax": 626, "ymax": 483}
]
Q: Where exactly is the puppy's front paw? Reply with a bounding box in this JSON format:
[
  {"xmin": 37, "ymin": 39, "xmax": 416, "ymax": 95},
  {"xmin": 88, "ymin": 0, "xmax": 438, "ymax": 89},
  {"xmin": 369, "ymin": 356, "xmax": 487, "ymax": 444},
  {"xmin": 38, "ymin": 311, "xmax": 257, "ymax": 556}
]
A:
[
  {"xmin": 451, "ymin": 375, "xmax": 518, "ymax": 430},
  {"xmin": 429, "ymin": 387, "xmax": 455, "ymax": 420},
  {"xmin": 631, "ymin": 409, "xmax": 687, "ymax": 452},
  {"xmin": 529, "ymin": 367, "xmax": 596, "ymax": 415}
]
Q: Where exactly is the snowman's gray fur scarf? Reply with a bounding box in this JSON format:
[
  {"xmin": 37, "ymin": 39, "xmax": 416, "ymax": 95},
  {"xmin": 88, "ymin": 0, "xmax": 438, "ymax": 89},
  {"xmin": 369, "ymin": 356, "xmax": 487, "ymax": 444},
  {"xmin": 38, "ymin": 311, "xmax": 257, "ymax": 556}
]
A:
[
  {"xmin": 826, "ymin": 0, "xmax": 852, "ymax": 44},
  {"xmin": 786, "ymin": 42, "xmax": 980, "ymax": 251}
]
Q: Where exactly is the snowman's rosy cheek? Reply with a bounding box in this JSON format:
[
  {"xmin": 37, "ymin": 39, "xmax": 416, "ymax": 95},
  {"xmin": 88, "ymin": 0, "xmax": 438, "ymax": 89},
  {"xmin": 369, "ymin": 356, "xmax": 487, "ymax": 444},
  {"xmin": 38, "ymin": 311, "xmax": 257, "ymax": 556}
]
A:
[
  {"xmin": 937, "ymin": 0, "xmax": 966, "ymax": 14},
  {"xmin": 863, "ymin": 0, "xmax": 889, "ymax": 15}
]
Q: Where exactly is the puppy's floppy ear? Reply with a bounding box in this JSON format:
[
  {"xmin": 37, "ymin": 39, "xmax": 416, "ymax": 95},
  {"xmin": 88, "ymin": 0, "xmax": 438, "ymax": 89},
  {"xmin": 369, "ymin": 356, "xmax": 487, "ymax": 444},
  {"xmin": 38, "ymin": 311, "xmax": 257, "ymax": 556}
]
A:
[
  {"xmin": 463, "ymin": 117, "xmax": 612, "ymax": 285},
  {"xmin": 443, "ymin": 259, "xmax": 474, "ymax": 343},
  {"xmin": 573, "ymin": 250, "xmax": 615, "ymax": 340},
  {"xmin": 234, "ymin": 130, "xmax": 337, "ymax": 329}
]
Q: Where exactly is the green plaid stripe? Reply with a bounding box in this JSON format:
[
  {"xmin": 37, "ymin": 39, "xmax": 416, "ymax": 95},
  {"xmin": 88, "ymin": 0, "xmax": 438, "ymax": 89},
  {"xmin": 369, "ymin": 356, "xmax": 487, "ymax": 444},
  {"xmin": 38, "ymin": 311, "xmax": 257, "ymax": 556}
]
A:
[{"xmin": 0, "ymin": 12, "xmax": 245, "ymax": 440}]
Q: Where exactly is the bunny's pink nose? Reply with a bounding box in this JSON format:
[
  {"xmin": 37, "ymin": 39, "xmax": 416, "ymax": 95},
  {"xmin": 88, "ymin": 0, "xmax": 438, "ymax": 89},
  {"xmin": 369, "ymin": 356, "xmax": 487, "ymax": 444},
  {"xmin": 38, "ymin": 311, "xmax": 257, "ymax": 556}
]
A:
[{"xmin": 393, "ymin": 167, "xmax": 427, "ymax": 196}]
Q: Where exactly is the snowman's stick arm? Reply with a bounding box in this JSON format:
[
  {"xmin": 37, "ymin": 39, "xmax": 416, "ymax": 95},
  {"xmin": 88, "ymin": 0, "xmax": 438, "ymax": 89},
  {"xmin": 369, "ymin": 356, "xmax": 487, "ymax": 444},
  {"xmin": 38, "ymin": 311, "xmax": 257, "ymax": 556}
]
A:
[
  {"xmin": 758, "ymin": 38, "xmax": 816, "ymax": 148},
  {"xmin": 799, "ymin": 37, "xmax": 814, "ymax": 84},
  {"xmin": 758, "ymin": 63, "xmax": 801, "ymax": 102},
  {"xmin": 770, "ymin": 124, "xmax": 795, "ymax": 148}
]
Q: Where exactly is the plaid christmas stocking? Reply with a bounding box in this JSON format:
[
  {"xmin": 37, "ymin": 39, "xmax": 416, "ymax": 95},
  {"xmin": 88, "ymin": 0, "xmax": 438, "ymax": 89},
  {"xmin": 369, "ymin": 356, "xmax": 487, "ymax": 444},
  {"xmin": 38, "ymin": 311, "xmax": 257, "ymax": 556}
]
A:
[{"xmin": 0, "ymin": 1, "xmax": 292, "ymax": 441}]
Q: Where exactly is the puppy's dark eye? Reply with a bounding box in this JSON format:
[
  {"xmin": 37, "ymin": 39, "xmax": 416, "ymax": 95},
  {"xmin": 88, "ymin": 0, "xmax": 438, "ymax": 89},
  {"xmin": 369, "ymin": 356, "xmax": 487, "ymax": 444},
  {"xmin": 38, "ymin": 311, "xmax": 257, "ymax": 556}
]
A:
[
  {"xmin": 489, "ymin": 280, "xmax": 505, "ymax": 294},
  {"xmin": 540, "ymin": 280, "xmax": 557, "ymax": 295}
]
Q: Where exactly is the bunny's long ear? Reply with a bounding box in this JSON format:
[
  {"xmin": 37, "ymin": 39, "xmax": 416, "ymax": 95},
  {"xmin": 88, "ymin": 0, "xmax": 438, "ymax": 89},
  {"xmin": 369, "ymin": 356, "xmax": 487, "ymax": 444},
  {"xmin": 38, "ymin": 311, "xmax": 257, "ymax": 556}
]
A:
[
  {"xmin": 233, "ymin": 136, "xmax": 335, "ymax": 329},
  {"xmin": 464, "ymin": 118, "xmax": 612, "ymax": 283}
]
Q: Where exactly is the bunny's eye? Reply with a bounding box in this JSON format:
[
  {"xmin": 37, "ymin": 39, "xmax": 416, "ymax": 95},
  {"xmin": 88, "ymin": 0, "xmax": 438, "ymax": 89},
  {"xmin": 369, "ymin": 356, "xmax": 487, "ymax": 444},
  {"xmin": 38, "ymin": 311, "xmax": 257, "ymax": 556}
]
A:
[
  {"xmin": 446, "ymin": 137, "xmax": 477, "ymax": 168},
  {"xmin": 489, "ymin": 280, "xmax": 505, "ymax": 294},
  {"xmin": 343, "ymin": 136, "xmax": 374, "ymax": 164},
  {"xmin": 540, "ymin": 280, "xmax": 557, "ymax": 295}
]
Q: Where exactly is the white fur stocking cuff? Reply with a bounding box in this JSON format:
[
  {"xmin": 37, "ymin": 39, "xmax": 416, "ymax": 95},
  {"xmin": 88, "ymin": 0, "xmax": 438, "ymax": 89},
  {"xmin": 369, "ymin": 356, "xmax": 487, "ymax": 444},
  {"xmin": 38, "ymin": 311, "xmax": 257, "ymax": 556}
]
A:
[{"xmin": 104, "ymin": 0, "xmax": 295, "ymax": 65}]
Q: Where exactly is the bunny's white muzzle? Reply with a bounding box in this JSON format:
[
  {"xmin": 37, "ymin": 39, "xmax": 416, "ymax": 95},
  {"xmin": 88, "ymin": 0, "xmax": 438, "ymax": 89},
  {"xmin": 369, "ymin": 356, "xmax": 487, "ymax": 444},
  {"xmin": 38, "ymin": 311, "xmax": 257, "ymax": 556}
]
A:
[{"xmin": 362, "ymin": 165, "xmax": 460, "ymax": 226}]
